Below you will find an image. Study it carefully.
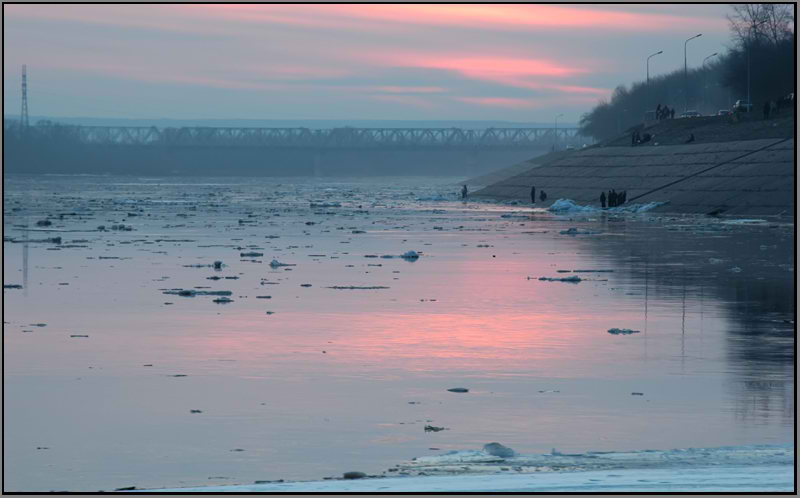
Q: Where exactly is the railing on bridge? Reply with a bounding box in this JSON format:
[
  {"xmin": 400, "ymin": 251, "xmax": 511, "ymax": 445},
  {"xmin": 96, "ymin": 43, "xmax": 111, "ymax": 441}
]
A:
[{"xmin": 58, "ymin": 126, "xmax": 585, "ymax": 150}]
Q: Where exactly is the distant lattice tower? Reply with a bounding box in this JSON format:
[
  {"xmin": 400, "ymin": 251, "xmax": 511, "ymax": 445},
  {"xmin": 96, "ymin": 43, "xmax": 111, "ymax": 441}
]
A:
[{"xmin": 21, "ymin": 64, "xmax": 29, "ymax": 129}]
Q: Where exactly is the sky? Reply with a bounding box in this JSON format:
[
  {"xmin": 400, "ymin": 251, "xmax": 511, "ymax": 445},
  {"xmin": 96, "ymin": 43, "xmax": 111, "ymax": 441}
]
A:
[{"xmin": 3, "ymin": 4, "xmax": 733, "ymax": 124}]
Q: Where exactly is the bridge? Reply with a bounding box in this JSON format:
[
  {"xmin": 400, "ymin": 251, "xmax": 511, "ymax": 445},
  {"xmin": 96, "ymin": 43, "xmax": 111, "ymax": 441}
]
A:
[{"xmin": 34, "ymin": 124, "xmax": 586, "ymax": 150}]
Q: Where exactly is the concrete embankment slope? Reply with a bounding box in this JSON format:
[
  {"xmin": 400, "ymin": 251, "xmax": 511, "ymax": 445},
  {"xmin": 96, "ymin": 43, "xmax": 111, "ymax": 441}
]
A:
[
  {"xmin": 475, "ymin": 138, "xmax": 794, "ymax": 216},
  {"xmin": 458, "ymin": 150, "xmax": 574, "ymax": 188}
]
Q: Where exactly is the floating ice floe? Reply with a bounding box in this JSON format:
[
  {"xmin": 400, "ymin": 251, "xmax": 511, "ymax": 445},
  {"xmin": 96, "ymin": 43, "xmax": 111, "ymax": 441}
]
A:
[
  {"xmin": 608, "ymin": 328, "xmax": 640, "ymax": 335},
  {"xmin": 163, "ymin": 289, "xmax": 233, "ymax": 297},
  {"xmin": 538, "ymin": 276, "xmax": 582, "ymax": 283},
  {"xmin": 483, "ymin": 442, "xmax": 515, "ymax": 458},
  {"xmin": 270, "ymin": 259, "xmax": 295, "ymax": 268},
  {"xmin": 549, "ymin": 199, "xmax": 668, "ymax": 214}
]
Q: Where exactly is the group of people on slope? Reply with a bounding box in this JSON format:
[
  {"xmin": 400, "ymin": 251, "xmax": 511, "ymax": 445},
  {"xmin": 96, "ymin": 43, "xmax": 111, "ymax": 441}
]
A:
[
  {"xmin": 655, "ymin": 103, "xmax": 675, "ymax": 120},
  {"xmin": 600, "ymin": 189, "xmax": 626, "ymax": 208}
]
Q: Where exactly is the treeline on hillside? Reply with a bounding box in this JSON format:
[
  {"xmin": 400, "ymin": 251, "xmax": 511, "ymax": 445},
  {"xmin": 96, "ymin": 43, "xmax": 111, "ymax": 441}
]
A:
[{"xmin": 581, "ymin": 4, "xmax": 795, "ymax": 141}]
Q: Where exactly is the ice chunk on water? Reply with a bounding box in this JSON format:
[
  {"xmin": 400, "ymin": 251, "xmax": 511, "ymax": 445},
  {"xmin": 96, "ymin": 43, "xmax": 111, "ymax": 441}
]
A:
[
  {"xmin": 608, "ymin": 328, "xmax": 640, "ymax": 335},
  {"xmin": 483, "ymin": 443, "xmax": 515, "ymax": 458},
  {"xmin": 549, "ymin": 199, "xmax": 668, "ymax": 214}
]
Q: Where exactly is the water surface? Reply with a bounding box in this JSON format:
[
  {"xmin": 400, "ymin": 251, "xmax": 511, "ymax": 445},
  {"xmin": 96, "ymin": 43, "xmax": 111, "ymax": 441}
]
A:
[{"xmin": 3, "ymin": 176, "xmax": 794, "ymax": 491}]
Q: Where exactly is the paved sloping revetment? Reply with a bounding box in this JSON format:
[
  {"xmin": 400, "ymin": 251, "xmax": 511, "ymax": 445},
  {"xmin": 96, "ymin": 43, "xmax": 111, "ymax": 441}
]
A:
[{"xmin": 475, "ymin": 138, "xmax": 794, "ymax": 216}]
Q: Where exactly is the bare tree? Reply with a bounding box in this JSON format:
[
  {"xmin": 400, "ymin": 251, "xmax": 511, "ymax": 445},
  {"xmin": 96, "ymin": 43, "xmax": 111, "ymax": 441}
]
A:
[
  {"xmin": 726, "ymin": 4, "xmax": 769, "ymax": 46},
  {"xmin": 762, "ymin": 4, "xmax": 794, "ymax": 47}
]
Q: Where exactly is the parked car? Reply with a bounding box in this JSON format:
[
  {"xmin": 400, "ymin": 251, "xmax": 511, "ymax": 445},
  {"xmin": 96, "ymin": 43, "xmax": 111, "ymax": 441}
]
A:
[
  {"xmin": 733, "ymin": 100, "xmax": 752, "ymax": 112},
  {"xmin": 681, "ymin": 110, "xmax": 701, "ymax": 118},
  {"xmin": 718, "ymin": 110, "xmax": 732, "ymax": 116},
  {"xmin": 566, "ymin": 144, "xmax": 575, "ymax": 150}
]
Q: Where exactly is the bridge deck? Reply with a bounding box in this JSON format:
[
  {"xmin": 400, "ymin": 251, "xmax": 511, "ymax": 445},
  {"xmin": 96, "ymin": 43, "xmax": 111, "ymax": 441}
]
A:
[{"xmin": 47, "ymin": 125, "xmax": 584, "ymax": 149}]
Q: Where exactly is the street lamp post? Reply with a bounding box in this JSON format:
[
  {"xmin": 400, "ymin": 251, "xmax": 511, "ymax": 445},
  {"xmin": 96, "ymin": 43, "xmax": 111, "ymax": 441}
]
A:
[
  {"xmin": 554, "ymin": 114, "xmax": 563, "ymax": 150},
  {"xmin": 746, "ymin": 24, "xmax": 764, "ymax": 108},
  {"xmin": 647, "ymin": 51, "xmax": 663, "ymax": 119},
  {"xmin": 702, "ymin": 53, "xmax": 717, "ymax": 115},
  {"xmin": 684, "ymin": 34, "xmax": 702, "ymax": 113}
]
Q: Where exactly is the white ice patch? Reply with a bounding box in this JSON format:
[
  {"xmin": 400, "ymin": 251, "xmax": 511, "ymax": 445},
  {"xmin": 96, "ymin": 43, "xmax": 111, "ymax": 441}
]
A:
[{"xmin": 548, "ymin": 199, "xmax": 668, "ymax": 214}]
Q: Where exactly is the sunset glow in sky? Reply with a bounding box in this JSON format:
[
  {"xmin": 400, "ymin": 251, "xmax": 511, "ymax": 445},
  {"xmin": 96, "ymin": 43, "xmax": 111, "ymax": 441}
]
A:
[{"xmin": 3, "ymin": 4, "xmax": 731, "ymax": 122}]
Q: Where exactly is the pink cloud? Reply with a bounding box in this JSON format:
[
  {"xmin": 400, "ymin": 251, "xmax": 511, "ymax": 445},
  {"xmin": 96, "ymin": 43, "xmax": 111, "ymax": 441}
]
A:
[
  {"xmin": 375, "ymin": 86, "xmax": 446, "ymax": 94},
  {"xmin": 380, "ymin": 54, "xmax": 587, "ymax": 78},
  {"xmin": 192, "ymin": 4, "xmax": 725, "ymax": 33}
]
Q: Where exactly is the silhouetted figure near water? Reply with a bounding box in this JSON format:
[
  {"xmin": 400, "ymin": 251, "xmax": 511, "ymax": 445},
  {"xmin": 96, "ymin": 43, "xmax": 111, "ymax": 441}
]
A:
[
  {"xmin": 530, "ymin": 186, "xmax": 536, "ymax": 204},
  {"xmin": 462, "ymin": 185, "xmax": 468, "ymax": 199},
  {"xmin": 620, "ymin": 191, "xmax": 627, "ymax": 205},
  {"xmin": 656, "ymin": 104, "xmax": 662, "ymax": 119},
  {"xmin": 610, "ymin": 190, "xmax": 617, "ymax": 207},
  {"xmin": 685, "ymin": 133, "xmax": 695, "ymax": 144},
  {"xmin": 670, "ymin": 108, "xmax": 675, "ymax": 119},
  {"xmin": 600, "ymin": 191, "xmax": 606, "ymax": 208},
  {"xmin": 763, "ymin": 101, "xmax": 770, "ymax": 120},
  {"xmin": 540, "ymin": 190, "xmax": 547, "ymax": 203}
]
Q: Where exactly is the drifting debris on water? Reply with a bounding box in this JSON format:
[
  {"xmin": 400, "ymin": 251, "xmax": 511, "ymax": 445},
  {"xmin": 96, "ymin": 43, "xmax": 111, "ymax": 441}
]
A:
[
  {"xmin": 213, "ymin": 261, "xmax": 223, "ymax": 269},
  {"xmin": 70, "ymin": 335, "xmax": 89, "ymax": 338},
  {"xmin": 212, "ymin": 297, "xmax": 234, "ymax": 304},
  {"xmin": 36, "ymin": 220, "xmax": 53, "ymax": 227},
  {"xmin": 256, "ymin": 295, "xmax": 272, "ymax": 299},
  {"xmin": 424, "ymin": 425, "xmax": 448, "ymax": 433},
  {"xmin": 401, "ymin": 250, "xmax": 420, "ymax": 260},
  {"xmin": 310, "ymin": 201, "xmax": 341, "ymax": 208},
  {"xmin": 270, "ymin": 259, "xmax": 295, "ymax": 268},
  {"xmin": 8, "ymin": 236, "xmax": 62, "ymax": 244},
  {"xmin": 631, "ymin": 392, "xmax": 644, "ymax": 396},
  {"xmin": 538, "ymin": 276, "xmax": 582, "ymax": 283},
  {"xmin": 709, "ymin": 258, "xmax": 724, "ymax": 264},
  {"xmin": 447, "ymin": 387, "xmax": 469, "ymax": 393},
  {"xmin": 608, "ymin": 328, "xmax": 640, "ymax": 335},
  {"xmin": 483, "ymin": 443, "xmax": 516, "ymax": 458},
  {"xmin": 728, "ymin": 267, "xmax": 742, "ymax": 273},
  {"xmin": 163, "ymin": 289, "xmax": 233, "ymax": 297},
  {"xmin": 3, "ymin": 284, "xmax": 23, "ymax": 289},
  {"xmin": 240, "ymin": 252, "xmax": 264, "ymax": 257},
  {"xmin": 190, "ymin": 410, "xmax": 203, "ymax": 414},
  {"xmin": 342, "ymin": 472, "xmax": 367, "ymax": 480},
  {"xmin": 326, "ymin": 286, "xmax": 390, "ymax": 290}
]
